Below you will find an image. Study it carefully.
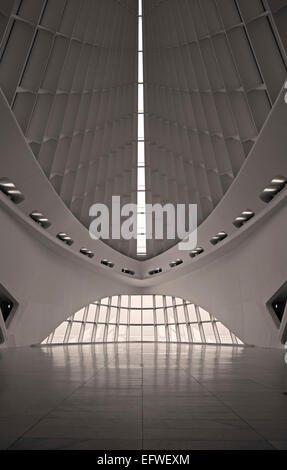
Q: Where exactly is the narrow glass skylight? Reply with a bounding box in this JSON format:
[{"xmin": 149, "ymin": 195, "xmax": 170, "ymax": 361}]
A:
[
  {"xmin": 138, "ymin": 84, "xmax": 144, "ymax": 113},
  {"xmin": 137, "ymin": 0, "xmax": 147, "ymax": 257},
  {"xmin": 138, "ymin": 114, "xmax": 145, "ymax": 140},
  {"xmin": 138, "ymin": 52, "xmax": 143, "ymax": 82}
]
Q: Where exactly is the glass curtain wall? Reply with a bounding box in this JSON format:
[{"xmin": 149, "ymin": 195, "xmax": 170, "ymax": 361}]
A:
[{"xmin": 42, "ymin": 295, "xmax": 243, "ymax": 345}]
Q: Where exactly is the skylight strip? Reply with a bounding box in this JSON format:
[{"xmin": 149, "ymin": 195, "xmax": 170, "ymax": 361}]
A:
[{"xmin": 137, "ymin": 0, "xmax": 146, "ymax": 257}]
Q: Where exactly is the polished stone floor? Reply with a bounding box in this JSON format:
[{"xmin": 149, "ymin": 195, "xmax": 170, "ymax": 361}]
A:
[{"xmin": 0, "ymin": 343, "xmax": 287, "ymax": 450}]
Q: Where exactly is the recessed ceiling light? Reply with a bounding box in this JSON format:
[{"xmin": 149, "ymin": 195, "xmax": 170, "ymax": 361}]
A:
[
  {"xmin": 190, "ymin": 247, "xmax": 204, "ymax": 258},
  {"xmin": 272, "ymin": 177, "xmax": 286, "ymax": 184},
  {"xmin": 149, "ymin": 268, "xmax": 162, "ymax": 276},
  {"xmin": 80, "ymin": 248, "xmax": 94, "ymax": 259},
  {"xmin": 170, "ymin": 259, "xmax": 183, "ymax": 268},
  {"xmin": 101, "ymin": 259, "xmax": 114, "ymax": 268},
  {"xmin": 0, "ymin": 178, "xmax": 25, "ymax": 204},
  {"xmin": 233, "ymin": 210, "xmax": 255, "ymax": 228},
  {"xmin": 30, "ymin": 211, "xmax": 51, "ymax": 229},
  {"xmin": 260, "ymin": 175, "xmax": 286, "ymax": 203},
  {"xmin": 57, "ymin": 233, "xmax": 74, "ymax": 246},
  {"xmin": 122, "ymin": 269, "xmax": 135, "ymax": 276},
  {"xmin": 210, "ymin": 232, "xmax": 228, "ymax": 246}
]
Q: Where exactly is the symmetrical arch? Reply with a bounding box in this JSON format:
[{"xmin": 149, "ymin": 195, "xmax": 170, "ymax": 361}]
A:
[{"xmin": 42, "ymin": 295, "xmax": 243, "ymax": 345}]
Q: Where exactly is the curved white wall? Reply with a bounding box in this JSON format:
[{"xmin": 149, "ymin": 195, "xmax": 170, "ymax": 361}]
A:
[{"xmin": 142, "ymin": 197, "xmax": 287, "ymax": 348}]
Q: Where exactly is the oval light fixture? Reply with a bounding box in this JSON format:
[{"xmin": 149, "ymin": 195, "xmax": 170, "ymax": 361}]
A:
[
  {"xmin": 233, "ymin": 210, "xmax": 255, "ymax": 229},
  {"xmin": 149, "ymin": 268, "xmax": 162, "ymax": 276},
  {"xmin": 101, "ymin": 259, "xmax": 114, "ymax": 268},
  {"xmin": 57, "ymin": 233, "xmax": 74, "ymax": 246},
  {"xmin": 210, "ymin": 232, "xmax": 228, "ymax": 246},
  {"xmin": 190, "ymin": 247, "xmax": 204, "ymax": 259},
  {"xmin": 260, "ymin": 175, "xmax": 287, "ymax": 203},
  {"xmin": 0, "ymin": 178, "xmax": 25, "ymax": 204},
  {"xmin": 170, "ymin": 259, "xmax": 183, "ymax": 268},
  {"xmin": 30, "ymin": 211, "xmax": 51, "ymax": 229},
  {"xmin": 122, "ymin": 269, "xmax": 135, "ymax": 276},
  {"xmin": 80, "ymin": 248, "xmax": 94, "ymax": 259}
]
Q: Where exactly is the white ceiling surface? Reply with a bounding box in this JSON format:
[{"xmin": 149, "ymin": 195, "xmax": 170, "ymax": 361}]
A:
[{"xmin": 0, "ymin": 0, "xmax": 287, "ymax": 260}]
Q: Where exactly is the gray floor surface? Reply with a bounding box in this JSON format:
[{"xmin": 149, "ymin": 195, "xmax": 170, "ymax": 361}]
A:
[{"xmin": 0, "ymin": 343, "xmax": 287, "ymax": 450}]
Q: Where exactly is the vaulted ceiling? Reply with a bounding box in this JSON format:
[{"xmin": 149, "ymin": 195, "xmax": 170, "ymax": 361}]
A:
[{"xmin": 0, "ymin": 0, "xmax": 286, "ymax": 259}]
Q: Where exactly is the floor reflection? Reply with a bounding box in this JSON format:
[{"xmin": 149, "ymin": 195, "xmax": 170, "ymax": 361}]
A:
[{"xmin": 0, "ymin": 343, "xmax": 287, "ymax": 450}]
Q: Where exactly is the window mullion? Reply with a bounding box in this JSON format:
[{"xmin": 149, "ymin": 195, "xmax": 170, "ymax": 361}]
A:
[
  {"xmin": 184, "ymin": 301, "xmax": 193, "ymax": 343},
  {"xmin": 195, "ymin": 305, "xmax": 206, "ymax": 343}
]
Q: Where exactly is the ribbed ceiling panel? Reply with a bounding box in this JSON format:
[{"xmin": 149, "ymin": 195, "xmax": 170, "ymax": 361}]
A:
[
  {"xmin": 0, "ymin": 0, "xmax": 138, "ymax": 257},
  {"xmin": 143, "ymin": 0, "xmax": 287, "ymax": 256}
]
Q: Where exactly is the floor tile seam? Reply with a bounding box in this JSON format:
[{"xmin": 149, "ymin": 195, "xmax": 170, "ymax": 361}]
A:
[
  {"xmin": 5, "ymin": 354, "xmax": 117, "ymax": 450},
  {"xmin": 181, "ymin": 366, "xmax": 277, "ymax": 449}
]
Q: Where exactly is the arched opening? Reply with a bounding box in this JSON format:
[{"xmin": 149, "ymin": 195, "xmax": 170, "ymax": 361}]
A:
[{"xmin": 42, "ymin": 295, "xmax": 243, "ymax": 346}]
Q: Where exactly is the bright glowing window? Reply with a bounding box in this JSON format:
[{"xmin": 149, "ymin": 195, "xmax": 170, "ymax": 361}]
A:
[
  {"xmin": 179, "ymin": 324, "xmax": 189, "ymax": 342},
  {"xmin": 87, "ymin": 304, "xmax": 97, "ymax": 322},
  {"xmin": 169, "ymin": 325, "xmax": 177, "ymax": 342},
  {"xmin": 95, "ymin": 324, "xmax": 105, "ymax": 342},
  {"xmin": 82, "ymin": 324, "xmax": 93, "ymax": 343},
  {"xmin": 42, "ymin": 296, "xmax": 243, "ymax": 346},
  {"xmin": 187, "ymin": 304, "xmax": 197, "ymax": 322},
  {"xmin": 74, "ymin": 308, "xmax": 85, "ymax": 321},
  {"xmin": 190, "ymin": 324, "xmax": 202, "ymax": 342},
  {"xmin": 155, "ymin": 295, "xmax": 164, "ymax": 308},
  {"xmin": 98, "ymin": 305, "xmax": 108, "ymax": 322},
  {"xmin": 109, "ymin": 307, "xmax": 117, "ymax": 323},
  {"xmin": 121, "ymin": 295, "xmax": 129, "ymax": 308},
  {"xmin": 131, "ymin": 295, "xmax": 141, "ymax": 308},
  {"xmin": 142, "ymin": 296, "xmax": 153, "ymax": 308},
  {"xmin": 130, "ymin": 325, "xmax": 141, "ymax": 341},
  {"xmin": 143, "ymin": 309, "xmax": 154, "ymax": 324},
  {"xmin": 177, "ymin": 305, "xmax": 186, "ymax": 322},
  {"xmin": 143, "ymin": 326, "xmax": 154, "ymax": 341},
  {"xmin": 167, "ymin": 307, "xmax": 175, "ymax": 323},
  {"xmin": 203, "ymin": 323, "xmax": 216, "ymax": 343},
  {"xmin": 68, "ymin": 322, "xmax": 81, "ymax": 343},
  {"xmin": 156, "ymin": 309, "xmax": 165, "ymax": 324},
  {"xmin": 120, "ymin": 308, "xmax": 128, "ymax": 323}
]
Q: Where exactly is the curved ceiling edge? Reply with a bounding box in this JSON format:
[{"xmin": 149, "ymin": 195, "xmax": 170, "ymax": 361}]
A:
[
  {"xmin": 0, "ymin": 89, "xmax": 139, "ymax": 280},
  {"xmin": 1, "ymin": 84, "xmax": 287, "ymax": 282},
  {"xmin": 139, "ymin": 84, "xmax": 287, "ymax": 278},
  {"xmin": 138, "ymin": 189, "xmax": 287, "ymax": 287}
]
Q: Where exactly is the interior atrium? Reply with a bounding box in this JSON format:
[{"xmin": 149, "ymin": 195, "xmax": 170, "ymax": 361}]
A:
[{"xmin": 0, "ymin": 0, "xmax": 287, "ymax": 452}]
